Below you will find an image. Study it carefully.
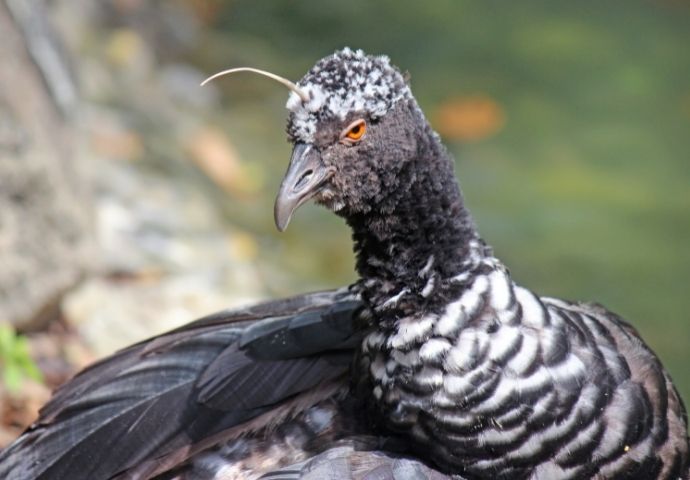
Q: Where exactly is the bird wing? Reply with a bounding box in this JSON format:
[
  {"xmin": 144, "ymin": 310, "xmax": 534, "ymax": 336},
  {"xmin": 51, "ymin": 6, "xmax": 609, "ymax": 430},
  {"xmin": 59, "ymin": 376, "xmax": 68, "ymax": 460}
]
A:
[
  {"xmin": 257, "ymin": 445, "xmax": 458, "ymax": 480},
  {"xmin": 0, "ymin": 289, "xmax": 365, "ymax": 480}
]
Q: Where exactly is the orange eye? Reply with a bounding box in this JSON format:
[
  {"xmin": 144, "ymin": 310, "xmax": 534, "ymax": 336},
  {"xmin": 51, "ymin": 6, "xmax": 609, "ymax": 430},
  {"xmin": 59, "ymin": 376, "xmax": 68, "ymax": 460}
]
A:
[{"xmin": 342, "ymin": 119, "xmax": 366, "ymax": 142}]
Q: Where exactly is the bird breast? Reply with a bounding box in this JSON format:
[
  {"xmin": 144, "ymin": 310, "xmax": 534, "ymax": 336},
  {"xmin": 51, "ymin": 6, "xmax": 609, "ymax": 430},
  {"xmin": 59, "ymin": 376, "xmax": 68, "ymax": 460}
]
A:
[{"xmin": 358, "ymin": 261, "xmax": 686, "ymax": 479}]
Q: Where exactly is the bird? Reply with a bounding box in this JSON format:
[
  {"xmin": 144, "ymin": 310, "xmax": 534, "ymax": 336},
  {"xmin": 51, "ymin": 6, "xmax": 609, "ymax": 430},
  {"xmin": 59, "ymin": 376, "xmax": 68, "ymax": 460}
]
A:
[{"xmin": 0, "ymin": 47, "xmax": 687, "ymax": 480}]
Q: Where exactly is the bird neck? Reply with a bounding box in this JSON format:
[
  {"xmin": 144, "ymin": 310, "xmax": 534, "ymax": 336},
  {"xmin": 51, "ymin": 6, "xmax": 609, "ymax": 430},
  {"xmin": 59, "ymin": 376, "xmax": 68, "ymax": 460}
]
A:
[{"xmin": 347, "ymin": 125, "xmax": 488, "ymax": 314}]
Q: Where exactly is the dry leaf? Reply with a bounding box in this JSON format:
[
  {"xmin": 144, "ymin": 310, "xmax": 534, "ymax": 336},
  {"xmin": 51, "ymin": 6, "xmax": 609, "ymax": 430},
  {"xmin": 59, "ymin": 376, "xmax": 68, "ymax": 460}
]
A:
[
  {"xmin": 433, "ymin": 95, "xmax": 505, "ymax": 142},
  {"xmin": 185, "ymin": 127, "xmax": 260, "ymax": 196}
]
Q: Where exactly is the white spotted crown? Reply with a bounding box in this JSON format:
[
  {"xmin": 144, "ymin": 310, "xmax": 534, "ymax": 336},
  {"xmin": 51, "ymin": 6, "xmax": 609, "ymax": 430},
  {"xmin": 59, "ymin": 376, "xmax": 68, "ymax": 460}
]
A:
[{"xmin": 286, "ymin": 48, "xmax": 412, "ymax": 142}]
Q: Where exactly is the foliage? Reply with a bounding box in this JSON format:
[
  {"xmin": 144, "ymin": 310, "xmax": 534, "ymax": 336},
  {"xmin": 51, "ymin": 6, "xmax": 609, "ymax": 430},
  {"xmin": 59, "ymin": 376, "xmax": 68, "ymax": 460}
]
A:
[{"xmin": 0, "ymin": 324, "xmax": 42, "ymax": 393}]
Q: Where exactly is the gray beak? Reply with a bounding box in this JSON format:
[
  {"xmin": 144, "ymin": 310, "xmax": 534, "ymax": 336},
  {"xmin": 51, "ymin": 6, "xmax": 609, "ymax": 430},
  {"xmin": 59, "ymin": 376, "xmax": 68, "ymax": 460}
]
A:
[{"xmin": 274, "ymin": 143, "xmax": 332, "ymax": 231}]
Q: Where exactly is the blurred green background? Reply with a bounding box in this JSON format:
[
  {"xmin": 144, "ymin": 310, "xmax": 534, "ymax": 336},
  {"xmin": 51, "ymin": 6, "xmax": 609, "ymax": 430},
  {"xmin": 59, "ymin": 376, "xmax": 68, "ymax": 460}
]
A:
[
  {"xmin": 201, "ymin": 0, "xmax": 690, "ymax": 399},
  {"xmin": 0, "ymin": 0, "xmax": 688, "ymax": 439}
]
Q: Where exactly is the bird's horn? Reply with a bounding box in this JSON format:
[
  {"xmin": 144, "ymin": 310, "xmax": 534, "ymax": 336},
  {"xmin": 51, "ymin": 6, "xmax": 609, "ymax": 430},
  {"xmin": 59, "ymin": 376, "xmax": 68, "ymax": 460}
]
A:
[{"xmin": 200, "ymin": 67, "xmax": 309, "ymax": 103}]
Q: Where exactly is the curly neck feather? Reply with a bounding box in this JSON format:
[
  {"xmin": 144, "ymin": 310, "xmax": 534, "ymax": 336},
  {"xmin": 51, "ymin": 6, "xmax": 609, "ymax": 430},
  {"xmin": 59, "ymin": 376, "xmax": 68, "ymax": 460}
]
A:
[{"xmin": 346, "ymin": 121, "xmax": 483, "ymax": 314}]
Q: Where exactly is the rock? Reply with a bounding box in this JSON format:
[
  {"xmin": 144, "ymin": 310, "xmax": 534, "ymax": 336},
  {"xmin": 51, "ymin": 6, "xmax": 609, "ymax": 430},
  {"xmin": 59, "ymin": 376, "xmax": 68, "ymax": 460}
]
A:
[
  {"xmin": 1, "ymin": 0, "xmax": 272, "ymax": 354},
  {"xmin": 0, "ymin": 0, "xmax": 94, "ymax": 330},
  {"xmin": 63, "ymin": 271, "xmax": 262, "ymax": 356},
  {"xmin": 62, "ymin": 156, "xmax": 265, "ymax": 355}
]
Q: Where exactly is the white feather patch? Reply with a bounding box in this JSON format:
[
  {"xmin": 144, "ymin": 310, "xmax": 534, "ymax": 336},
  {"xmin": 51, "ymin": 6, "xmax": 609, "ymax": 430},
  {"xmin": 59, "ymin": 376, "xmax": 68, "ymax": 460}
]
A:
[
  {"xmin": 419, "ymin": 254, "xmax": 435, "ymax": 277},
  {"xmin": 421, "ymin": 275, "xmax": 436, "ymax": 297},
  {"xmin": 388, "ymin": 315, "xmax": 435, "ymax": 349},
  {"xmin": 435, "ymin": 297, "xmax": 467, "ymax": 336},
  {"xmin": 419, "ymin": 338, "xmax": 452, "ymax": 361},
  {"xmin": 379, "ymin": 288, "xmax": 409, "ymax": 310},
  {"xmin": 515, "ymin": 286, "xmax": 546, "ymax": 327},
  {"xmin": 444, "ymin": 373, "xmax": 474, "ymax": 396},
  {"xmin": 435, "ymin": 275, "xmax": 487, "ymax": 336},
  {"xmin": 370, "ymin": 353, "xmax": 388, "ymax": 383},
  {"xmin": 446, "ymin": 331, "xmax": 477, "ymax": 372},
  {"xmin": 506, "ymin": 331, "xmax": 539, "ymax": 376},
  {"xmin": 286, "ymin": 48, "xmax": 412, "ymax": 143},
  {"xmin": 415, "ymin": 366, "xmax": 444, "ymax": 387},
  {"xmin": 487, "ymin": 326, "xmax": 521, "ymax": 362},
  {"xmin": 488, "ymin": 269, "xmax": 513, "ymax": 310}
]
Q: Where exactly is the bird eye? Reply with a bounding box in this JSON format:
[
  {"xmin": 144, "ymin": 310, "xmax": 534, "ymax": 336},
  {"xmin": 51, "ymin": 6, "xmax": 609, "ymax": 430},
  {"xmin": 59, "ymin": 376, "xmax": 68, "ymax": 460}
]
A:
[{"xmin": 341, "ymin": 119, "xmax": 367, "ymax": 144}]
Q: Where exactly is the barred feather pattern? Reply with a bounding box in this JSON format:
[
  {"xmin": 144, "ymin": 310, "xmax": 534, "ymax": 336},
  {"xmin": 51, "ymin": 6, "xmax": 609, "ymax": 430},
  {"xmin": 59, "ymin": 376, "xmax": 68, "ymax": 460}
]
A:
[{"xmin": 357, "ymin": 244, "xmax": 689, "ymax": 480}]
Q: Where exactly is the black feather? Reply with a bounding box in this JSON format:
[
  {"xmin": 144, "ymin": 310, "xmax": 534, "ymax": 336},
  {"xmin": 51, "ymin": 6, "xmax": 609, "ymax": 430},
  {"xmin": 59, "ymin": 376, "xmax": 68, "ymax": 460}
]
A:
[{"xmin": 0, "ymin": 290, "xmax": 363, "ymax": 480}]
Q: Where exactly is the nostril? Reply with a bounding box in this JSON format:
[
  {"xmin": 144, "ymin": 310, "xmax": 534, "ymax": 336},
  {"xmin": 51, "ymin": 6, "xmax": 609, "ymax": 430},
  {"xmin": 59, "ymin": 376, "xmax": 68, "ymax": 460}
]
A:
[{"xmin": 294, "ymin": 169, "xmax": 313, "ymax": 191}]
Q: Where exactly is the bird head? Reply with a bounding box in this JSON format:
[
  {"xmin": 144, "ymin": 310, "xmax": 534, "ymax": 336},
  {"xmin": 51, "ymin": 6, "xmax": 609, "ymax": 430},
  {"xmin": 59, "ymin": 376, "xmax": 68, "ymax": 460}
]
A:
[
  {"xmin": 203, "ymin": 48, "xmax": 430, "ymax": 231},
  {"xmin": 278, "ymin": 47, "xmax": 426, "ymax": 231}
]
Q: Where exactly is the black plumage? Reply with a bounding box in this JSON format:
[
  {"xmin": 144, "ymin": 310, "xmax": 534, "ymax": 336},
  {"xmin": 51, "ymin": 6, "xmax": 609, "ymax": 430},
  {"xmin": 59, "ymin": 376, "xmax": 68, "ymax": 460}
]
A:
[
  {"xmin": 0, "ymin": 290, "xmax": 447, "ymax": 479},
  {"xmin": 0, "ymin": 48, "xmax": 688, "ymax": 480}
]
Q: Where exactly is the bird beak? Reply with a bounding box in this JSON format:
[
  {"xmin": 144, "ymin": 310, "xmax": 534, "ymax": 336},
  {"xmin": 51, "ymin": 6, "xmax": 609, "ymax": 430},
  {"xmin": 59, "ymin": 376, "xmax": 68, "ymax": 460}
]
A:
[{"xmin": 274, "ymin": 143, "xmax": 333, "ymax": 231}]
